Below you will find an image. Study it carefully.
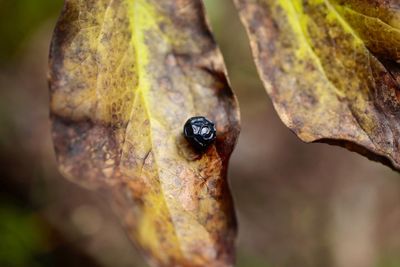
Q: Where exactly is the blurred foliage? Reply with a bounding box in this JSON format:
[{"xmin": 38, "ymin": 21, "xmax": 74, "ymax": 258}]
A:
[
  {"xmin": 0, "ymin": 99, "xmax": 13, "ymax": 149},
  {"xmin": 0, "ymin": 0, "xmax": 62, "ymax": 62},
  {"xmin": 377, "ymin": 256, "xmax": 400, "ymax": 267},
  {"xmin": 237, "ymin": 252, "xmax": 272, "ymax": 267},
  {"xmin": 0, "ymin": 202, "xmax": 49, "ymax": 267}
]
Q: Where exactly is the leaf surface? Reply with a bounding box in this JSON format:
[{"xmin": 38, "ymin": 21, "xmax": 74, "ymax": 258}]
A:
[
  {"xmin": 49, "ymin": 1, "xmax": 240, "ymax": 266},
  {"xmin": 234, "ymin": 0, "xmax": 400, "ymax": 169}
]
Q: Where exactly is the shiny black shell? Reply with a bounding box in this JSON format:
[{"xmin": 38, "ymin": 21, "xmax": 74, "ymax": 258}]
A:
[{"xmin": 183, "ymin": 116, "xmax": 216, "ymax": 150}]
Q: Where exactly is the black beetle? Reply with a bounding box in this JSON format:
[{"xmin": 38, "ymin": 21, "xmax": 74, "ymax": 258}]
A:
[{"xmin": 183, "ymin": 116, "xmax": 216, "ymax": 151}]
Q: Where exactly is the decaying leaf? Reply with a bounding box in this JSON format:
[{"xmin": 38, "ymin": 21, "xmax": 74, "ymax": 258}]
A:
[
  {"xmin": 234, "ymin": 0, "xmax": 400, "ymax": 169},
  {"xmin": 49, "ymin": 1, "xmax": 240, "ymax": 267}
]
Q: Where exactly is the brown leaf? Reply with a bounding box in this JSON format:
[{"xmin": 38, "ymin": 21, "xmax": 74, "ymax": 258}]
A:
[
  {"xmin": 234, "ymin": 0, "xmax": 400, "ymax": 169},
  {"xmin": 49, "ymin": 1, "xmax": 240, "ymax": 266}
]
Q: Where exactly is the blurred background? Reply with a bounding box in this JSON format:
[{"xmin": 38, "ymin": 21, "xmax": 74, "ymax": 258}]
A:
[{"xmin": 1, "ymin": 0, "xmax": 400, "ymax": 267}]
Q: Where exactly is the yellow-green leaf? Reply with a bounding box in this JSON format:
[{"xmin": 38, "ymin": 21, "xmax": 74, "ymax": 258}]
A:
[
  {"xmin": 49, "ymin": 1, "xmax": 240, "ymax": 267},
  {"xmin": 234, "ymin": 0, "xmax": 400, "ymax": 169}
]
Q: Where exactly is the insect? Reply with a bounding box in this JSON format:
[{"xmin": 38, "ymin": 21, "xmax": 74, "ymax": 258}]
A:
[{"xmin": 183, "ymin": 116, "xmax": 216, "ymax": 151}]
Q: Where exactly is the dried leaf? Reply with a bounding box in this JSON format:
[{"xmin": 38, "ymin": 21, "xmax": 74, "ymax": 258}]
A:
[
  {"xmin": 49, "ymin": 1, "xmax": 240, "ymax": 266},
  {"xmin": 234, "ymin": 0, "xmax": 400, "ymax": 169}
]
